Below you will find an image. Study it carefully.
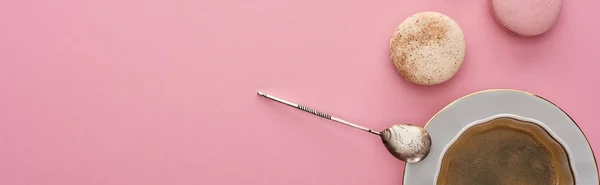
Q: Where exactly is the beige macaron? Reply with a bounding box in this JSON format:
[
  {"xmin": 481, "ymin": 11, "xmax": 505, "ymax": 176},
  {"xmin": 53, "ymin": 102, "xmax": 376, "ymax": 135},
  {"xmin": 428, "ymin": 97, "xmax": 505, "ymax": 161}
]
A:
[{"xmin": 389, "ymin": 12, "xmax": 466, "ymax": 85}]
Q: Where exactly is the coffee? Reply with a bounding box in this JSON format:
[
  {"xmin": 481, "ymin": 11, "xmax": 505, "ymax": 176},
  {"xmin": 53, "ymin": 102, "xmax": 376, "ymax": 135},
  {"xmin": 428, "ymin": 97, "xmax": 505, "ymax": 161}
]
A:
[{"xmin": 437, "ymin": 117, "xmax": 574, "ymax": 185}]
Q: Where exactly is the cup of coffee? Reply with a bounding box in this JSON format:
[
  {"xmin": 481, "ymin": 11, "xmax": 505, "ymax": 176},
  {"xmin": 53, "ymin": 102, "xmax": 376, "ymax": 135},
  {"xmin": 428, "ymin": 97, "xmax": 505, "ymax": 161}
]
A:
[
  {"xmin": 402, "ymin": 89, "xmax": 598, "ymax": 185},
  {"xmin": 435, "ymin": 114, "xmax": 573, "ymax": 185}
]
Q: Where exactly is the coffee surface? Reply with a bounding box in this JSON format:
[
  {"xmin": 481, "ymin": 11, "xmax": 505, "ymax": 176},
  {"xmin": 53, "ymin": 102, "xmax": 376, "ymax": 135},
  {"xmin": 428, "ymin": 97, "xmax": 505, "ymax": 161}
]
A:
[{"xmin": 437, "ymin": 117, "xmax": 574, "ymax": 185}]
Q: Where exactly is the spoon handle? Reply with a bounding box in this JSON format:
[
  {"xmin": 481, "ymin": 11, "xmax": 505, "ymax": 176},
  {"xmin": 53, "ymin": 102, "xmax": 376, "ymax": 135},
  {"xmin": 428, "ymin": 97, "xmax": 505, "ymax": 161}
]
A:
[{"xmin": 257, "ymin": 92, "xmax": 380, "ymax": 135}]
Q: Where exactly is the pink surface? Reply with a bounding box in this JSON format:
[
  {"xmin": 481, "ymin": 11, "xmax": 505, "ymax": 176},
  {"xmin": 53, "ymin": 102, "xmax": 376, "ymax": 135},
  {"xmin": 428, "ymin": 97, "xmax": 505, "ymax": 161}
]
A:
[
  {"xmin": 0, "ymin": 0, "xmax": 599, "ymax": 185},
  {"xmin": 491, "ymin": 0, "xmax": 562, "ymax": 36}
]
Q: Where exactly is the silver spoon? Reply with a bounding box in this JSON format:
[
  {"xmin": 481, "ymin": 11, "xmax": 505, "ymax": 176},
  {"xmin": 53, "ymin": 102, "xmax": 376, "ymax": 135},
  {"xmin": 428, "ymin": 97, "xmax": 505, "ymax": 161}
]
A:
[{"xmin": 257, "ymin": 92, "xmax": 432, "ymax": 163}]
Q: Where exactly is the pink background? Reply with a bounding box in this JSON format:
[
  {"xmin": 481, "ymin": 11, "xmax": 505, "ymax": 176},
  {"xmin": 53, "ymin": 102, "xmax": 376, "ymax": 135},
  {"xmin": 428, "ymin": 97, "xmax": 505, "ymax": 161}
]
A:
[{"xmin": 0, "ymin": 0, "xmax": 598, "ymax": 184}]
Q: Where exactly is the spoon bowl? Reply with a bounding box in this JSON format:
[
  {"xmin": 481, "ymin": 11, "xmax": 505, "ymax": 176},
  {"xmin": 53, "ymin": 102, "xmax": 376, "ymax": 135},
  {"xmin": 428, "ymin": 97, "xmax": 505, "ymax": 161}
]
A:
[{"xmin": 381, "ymin": 124, "xmax": 432, "ymax": 163}]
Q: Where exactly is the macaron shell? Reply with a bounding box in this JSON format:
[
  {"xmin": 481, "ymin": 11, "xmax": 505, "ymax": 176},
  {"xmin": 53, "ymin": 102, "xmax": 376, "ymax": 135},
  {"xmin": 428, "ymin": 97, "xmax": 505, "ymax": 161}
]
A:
[
  {"xmin": 389, "ymin": 12, "xmax": 466, "ymax": 85},
  {"xmin": 491, "ymin": 0, "xmax": 562, "ymax": 36}
]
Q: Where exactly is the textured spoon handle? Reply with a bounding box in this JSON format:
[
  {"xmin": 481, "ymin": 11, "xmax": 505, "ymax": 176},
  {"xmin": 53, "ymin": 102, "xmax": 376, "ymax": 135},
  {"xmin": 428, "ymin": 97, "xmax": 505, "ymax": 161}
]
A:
[
  {"xmin": 257, "ymin": 92, "xmax": 380, "ymax": 135},
  {"xmin": 296, "ymin": 105, "xmax": 331, "ymax": 119}
]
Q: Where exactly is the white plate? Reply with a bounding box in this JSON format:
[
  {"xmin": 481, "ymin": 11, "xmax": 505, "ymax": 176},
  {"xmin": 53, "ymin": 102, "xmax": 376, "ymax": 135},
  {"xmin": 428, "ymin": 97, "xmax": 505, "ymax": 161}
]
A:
[{"xmin": 403, "ymin": 89, "xmax": 598, "ymax": 185}]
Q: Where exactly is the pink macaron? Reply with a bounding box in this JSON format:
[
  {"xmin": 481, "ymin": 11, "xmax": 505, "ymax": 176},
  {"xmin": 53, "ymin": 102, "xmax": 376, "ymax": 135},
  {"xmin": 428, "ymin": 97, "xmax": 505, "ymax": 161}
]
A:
[{"xmin": 491, "ymin": 0, "xmax": 562, "ymax": 36}]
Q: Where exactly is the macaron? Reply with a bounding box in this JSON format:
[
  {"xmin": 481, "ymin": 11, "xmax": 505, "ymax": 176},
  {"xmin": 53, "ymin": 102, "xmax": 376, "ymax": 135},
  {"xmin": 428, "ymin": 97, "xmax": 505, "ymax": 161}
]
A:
[
  {"xmin": 491, "ymin": 0, "xmax": 561, "ymax": 36},
  {"xmin": 389, "ymin": 12, "xmax": 466, "ymax": 85}
]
